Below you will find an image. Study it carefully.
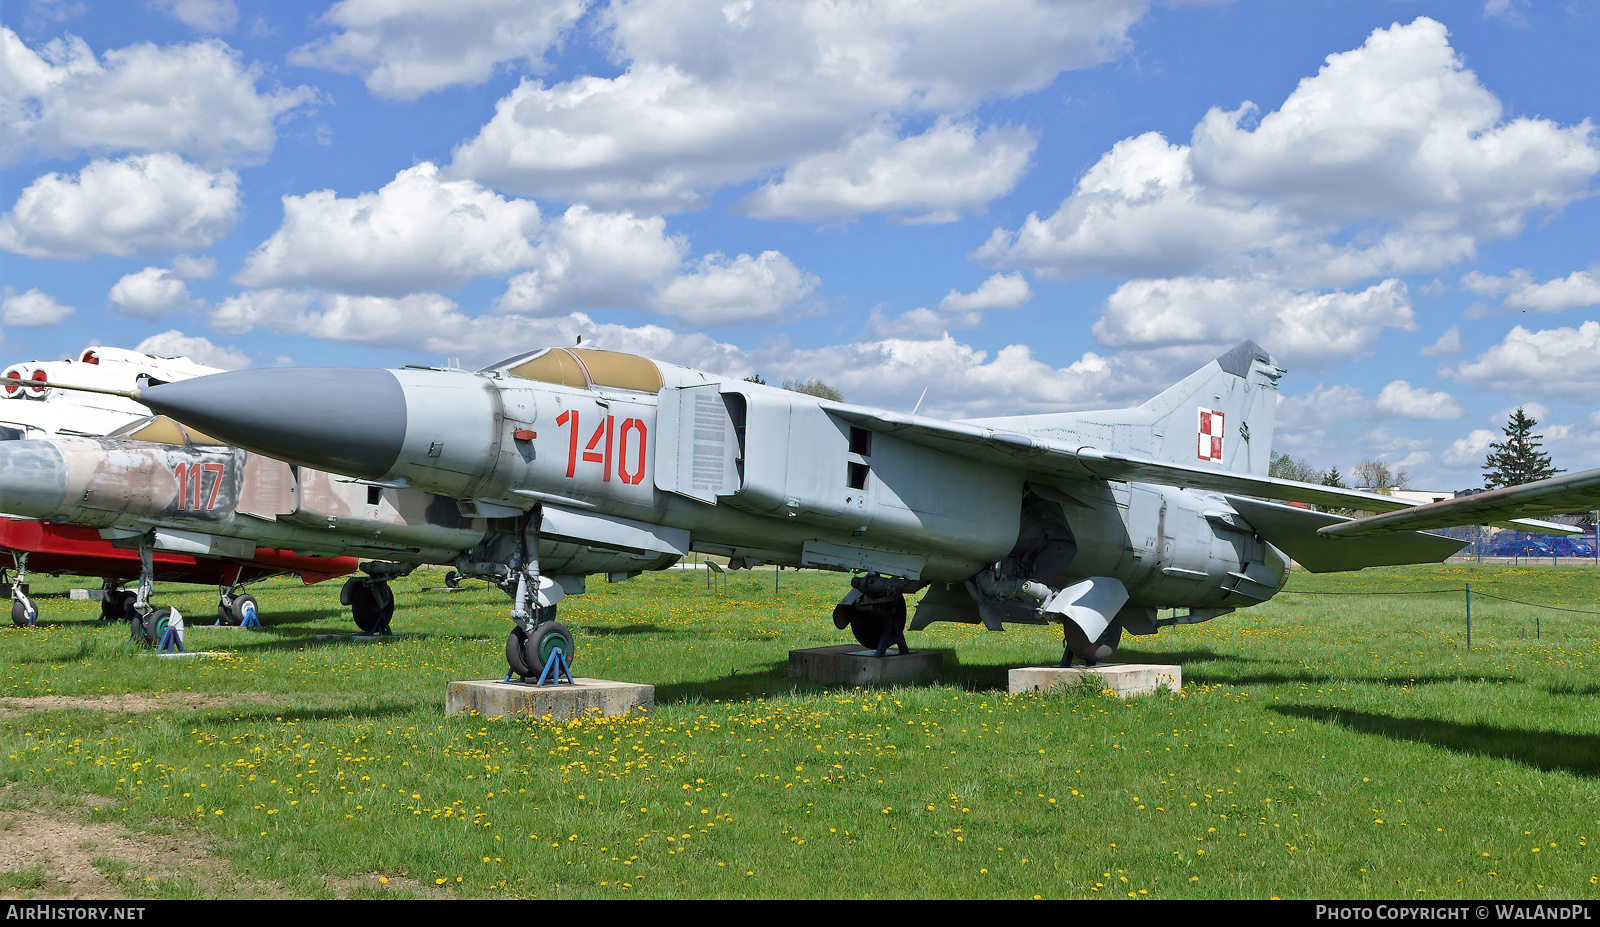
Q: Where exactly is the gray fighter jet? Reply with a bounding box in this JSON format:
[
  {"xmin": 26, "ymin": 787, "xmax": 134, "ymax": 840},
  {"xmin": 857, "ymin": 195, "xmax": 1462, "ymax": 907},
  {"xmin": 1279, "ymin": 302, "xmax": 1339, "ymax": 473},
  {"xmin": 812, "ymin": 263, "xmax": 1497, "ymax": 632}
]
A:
[{"xmin": 62, "ymin": 342, "xmax": 1562, "ymax": 676}]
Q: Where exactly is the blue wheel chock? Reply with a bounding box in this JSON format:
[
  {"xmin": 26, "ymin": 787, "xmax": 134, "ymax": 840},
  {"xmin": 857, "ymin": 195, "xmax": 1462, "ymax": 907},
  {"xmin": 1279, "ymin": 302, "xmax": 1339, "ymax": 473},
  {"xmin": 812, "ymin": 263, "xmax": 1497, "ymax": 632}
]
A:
[{"xmin": 536, "ymin": 647, "xmax": 573, "ymax": 687}]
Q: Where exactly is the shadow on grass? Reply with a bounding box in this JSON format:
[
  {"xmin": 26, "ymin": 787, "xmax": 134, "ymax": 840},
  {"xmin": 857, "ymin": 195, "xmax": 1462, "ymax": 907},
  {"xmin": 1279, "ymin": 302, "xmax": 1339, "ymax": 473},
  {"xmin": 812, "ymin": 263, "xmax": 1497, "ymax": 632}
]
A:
[
  {"xmin": 1272, "ymin": 704, "xmax": 1600, "ymax": 778},
  {"xmin": 584, "ymin": 624, "xmax": 674, "ymax": 636},
  {"xmin": 1186, "ymin": 668, "xmax": 1524, "ymax": 688},
  {"xmin": 649, "ymin": 648, "xmax": 1230, "ymax": 702}
]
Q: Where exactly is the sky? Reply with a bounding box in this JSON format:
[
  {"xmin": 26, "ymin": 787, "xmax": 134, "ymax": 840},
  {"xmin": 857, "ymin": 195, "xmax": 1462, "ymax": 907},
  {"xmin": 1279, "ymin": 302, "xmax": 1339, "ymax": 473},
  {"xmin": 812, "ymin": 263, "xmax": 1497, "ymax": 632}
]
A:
[{"xmin": 2, "ymin": 0, "xmax": 1598, "ymax": 491}]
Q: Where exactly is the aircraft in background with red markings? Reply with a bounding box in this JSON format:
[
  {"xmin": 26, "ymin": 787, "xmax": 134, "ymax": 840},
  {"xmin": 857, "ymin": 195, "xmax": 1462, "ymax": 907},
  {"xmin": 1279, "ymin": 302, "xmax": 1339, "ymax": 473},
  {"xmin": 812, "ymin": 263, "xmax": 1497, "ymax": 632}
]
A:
[{"xmin": 0, "ymin": 348, "xmax": 359, "ymax": 632}]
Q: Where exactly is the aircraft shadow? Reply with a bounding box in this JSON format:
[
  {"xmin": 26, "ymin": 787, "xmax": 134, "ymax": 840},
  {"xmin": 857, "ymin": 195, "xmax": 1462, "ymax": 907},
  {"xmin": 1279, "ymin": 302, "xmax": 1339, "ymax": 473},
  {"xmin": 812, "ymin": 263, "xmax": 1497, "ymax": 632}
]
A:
[{"xmin": 1271, "ymin": 704, "xmax": 1600, "ymax": 778}]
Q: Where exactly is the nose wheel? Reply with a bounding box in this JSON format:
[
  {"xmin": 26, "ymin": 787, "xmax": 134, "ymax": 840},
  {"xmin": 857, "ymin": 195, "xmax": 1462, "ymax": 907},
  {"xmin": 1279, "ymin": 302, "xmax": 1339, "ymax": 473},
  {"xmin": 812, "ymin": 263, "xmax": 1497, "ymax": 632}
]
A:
[
  {"xmin": 506, "ymin": 620, "xmax": 573, "ymax": 680},
  {"xmin": 130, "ymin": 607, "xmax": 174, "ymax": 647}
]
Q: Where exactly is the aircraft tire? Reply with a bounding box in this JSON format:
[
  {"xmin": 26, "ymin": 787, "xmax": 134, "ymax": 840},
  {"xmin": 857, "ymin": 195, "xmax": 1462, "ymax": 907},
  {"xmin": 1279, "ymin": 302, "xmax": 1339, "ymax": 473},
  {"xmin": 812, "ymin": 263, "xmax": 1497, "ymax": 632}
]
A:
[
  {"xmin": 11, "ymin": 598, "xmax": 35, "ymax": 627},
  {"xmin": 1067, "ymin": 621, "xmax": 1125, "ymax": 665},
  {"xmin": 350, "ymin": 581, "xmax": 393, "ymax": 634},
  {"xmin": 231, "ymin": 594, "xmax": 259, "ymax": 626},
  {"xmin": 523, "ymin": 621, "xmax": 574, "ymax": 676},
  {"xmin": 148, "ymin": 608, "xmax": 173, "ymax": 647},
  {"xmin": 131, "ymin": 608, "xmax": 168, "ymax": 647},
  {"xmin": 102, "ymin": 592, "xmax": 134, "ymax": 622},
  {"xmin": 444, "ymin": 570, "xmax": 462, "ymax": 588},
  {"xmin": 846, "ymin": 597, "xmax": 906, "ymax": 650},
  {"xmin": 506, "ymin": 626, "xmax": 534, "ymax": 678}
]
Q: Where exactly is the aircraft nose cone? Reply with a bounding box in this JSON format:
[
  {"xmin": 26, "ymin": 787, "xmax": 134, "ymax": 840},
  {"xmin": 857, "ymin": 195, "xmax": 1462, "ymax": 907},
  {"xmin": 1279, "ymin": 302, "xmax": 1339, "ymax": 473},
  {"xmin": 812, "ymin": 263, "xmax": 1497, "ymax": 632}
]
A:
[
  {"xmin": 141, "ymin": 368, "xmax": 407, "ymax": 479},
  {"xmin": 0, "ymin": 440, "xmax": 70, "ymax": 519}
]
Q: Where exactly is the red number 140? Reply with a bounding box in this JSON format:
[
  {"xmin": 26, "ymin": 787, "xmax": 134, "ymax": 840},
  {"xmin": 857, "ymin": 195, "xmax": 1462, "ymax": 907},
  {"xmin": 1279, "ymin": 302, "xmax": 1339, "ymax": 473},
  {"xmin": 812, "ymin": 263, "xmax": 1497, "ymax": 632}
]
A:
[{"xmin": 555, "ymin": 411, "xmax": 647, "ymax": 485}]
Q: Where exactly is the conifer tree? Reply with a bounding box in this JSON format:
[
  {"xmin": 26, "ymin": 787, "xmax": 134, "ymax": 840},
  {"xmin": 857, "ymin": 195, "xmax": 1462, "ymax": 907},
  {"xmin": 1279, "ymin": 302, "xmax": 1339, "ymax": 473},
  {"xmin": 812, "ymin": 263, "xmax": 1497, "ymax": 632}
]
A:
[{"xmin": 1483, "ymin": 407, "xmax": 1562, "ymax": 488}]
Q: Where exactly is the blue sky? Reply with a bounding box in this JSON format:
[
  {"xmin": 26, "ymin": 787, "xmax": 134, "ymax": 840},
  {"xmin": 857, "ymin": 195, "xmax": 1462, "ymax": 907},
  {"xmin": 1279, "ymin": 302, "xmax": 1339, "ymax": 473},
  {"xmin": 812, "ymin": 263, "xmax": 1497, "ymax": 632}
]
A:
[{"xmin": 2, "ymin": 0, "xmax": 1598, "ymax": 490}]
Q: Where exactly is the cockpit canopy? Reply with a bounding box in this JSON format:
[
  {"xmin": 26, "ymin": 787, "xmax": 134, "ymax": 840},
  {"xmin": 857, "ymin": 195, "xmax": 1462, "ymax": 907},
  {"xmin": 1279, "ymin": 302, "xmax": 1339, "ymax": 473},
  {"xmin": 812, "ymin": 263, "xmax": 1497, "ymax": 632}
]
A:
[
  {"xmin": 107, "ymin": 415, "xmax": 226, "ymax": 447},
  {"xmin": 485, "ymin": 348, "xmax": 663, "ymax": 394}
]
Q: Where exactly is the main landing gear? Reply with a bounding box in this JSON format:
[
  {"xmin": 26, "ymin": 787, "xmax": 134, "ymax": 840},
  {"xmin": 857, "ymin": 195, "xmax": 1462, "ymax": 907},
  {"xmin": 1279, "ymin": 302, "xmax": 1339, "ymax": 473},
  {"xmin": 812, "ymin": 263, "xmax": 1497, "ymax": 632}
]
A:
[
  {"xmin": 832, "ymin": 574, "xmax": 918, "ymax": 657},
  {"xmin": 341, "ymin": 563, "xmax": 412, "ymax": 635},
  {"xmin": 217, "ymin": 586, "xmax": 260, "ymax": 627}
]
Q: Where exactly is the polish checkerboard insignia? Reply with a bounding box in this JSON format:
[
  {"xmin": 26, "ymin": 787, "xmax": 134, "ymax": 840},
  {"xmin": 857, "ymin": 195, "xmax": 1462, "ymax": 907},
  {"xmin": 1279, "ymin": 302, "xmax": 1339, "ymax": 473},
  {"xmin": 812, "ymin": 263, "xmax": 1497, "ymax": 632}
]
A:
[{"xmin": 1197, "ymin": 408, "xmax": 1224, "ymax": 461}]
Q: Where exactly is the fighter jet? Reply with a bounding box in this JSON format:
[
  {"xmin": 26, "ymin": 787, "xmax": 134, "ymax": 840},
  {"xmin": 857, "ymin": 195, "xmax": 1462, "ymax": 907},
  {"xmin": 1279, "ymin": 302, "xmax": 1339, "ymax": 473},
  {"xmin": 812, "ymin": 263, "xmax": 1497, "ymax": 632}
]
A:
[
  {"xmin": 0, "ymin": 346, "xmax": 259, "ymax": 627},
  {"xmin": 59, "ymin": 342, "xmax": 1568, "ymax": 676},
  {"xmin": 0, "ymin": 346, "xmax": 221, "ymax": 439},
  {"xmin": 0, "ymin": 412, "xmax": 502, "ymax": 639}
]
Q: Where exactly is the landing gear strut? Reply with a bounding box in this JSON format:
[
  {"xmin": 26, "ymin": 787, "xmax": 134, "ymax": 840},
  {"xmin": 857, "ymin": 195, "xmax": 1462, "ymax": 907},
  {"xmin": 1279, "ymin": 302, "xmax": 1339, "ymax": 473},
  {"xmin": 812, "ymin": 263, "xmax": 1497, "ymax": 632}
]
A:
[
  {"xmin": 498, "ymin": 509, "xmax": 571, "ymax": 682},
  {"xmin": 7, "ymin": 556, "xmax": 36, "ymax": 627}
]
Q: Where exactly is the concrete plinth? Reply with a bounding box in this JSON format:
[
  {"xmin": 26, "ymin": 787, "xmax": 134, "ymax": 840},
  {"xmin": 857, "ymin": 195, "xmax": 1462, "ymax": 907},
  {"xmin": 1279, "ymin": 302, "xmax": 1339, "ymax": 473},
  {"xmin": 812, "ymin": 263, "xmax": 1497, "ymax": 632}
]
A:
[
  {"xmin": 152, "ymin": 651, "xmax": 231, "ymax": 659},
  {"xmin": 1009, "ymin": 664, "xmax": 1181, "ymax": 699},
  {"xmin": 788, "ymin": 645, "xmax": 944, "ymax": 685},
  {"xmin": 446, "ymin": 678, "xmax": 653, "ymax": 722}
]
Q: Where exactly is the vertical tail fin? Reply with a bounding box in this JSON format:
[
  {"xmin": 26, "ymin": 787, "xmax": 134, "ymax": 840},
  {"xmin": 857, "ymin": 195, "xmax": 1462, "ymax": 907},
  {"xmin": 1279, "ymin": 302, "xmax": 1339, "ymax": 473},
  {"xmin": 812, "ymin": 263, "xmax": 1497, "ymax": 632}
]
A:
[
  {"xmin": 963, "ymin": 341, "xmax": 1284, "ymax": 476},
  {"xmin": 1133, "ymin": 341, "xmax": 1283, "ymax": 475}
]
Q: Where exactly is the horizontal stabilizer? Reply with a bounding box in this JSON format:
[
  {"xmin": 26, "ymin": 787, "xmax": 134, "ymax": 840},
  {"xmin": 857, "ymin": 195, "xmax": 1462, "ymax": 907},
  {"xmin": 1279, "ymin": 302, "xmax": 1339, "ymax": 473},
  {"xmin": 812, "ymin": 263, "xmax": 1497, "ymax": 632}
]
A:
[{"xmin": 1225, "ymin": 496, "xmax": 1466, "ymax": 573}]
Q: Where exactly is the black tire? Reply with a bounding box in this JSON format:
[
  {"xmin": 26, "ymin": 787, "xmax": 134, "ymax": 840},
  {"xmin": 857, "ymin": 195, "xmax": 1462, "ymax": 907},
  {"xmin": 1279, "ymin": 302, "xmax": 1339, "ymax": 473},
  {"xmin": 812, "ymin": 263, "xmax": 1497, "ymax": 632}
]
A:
[
  {"xmin": 506, "ymin": 626, "xmax": 534, "ymax": 678},
  {"xmin": 101, "ymin": 591, "xmax": 133, "ymax": 622},
  {"xmin": 231, "ymin": 594, "xmax": 259, "ymax": 626},
  {"xmin": 148, "ymin": 608, "xmax": 173, "ymax": 647},
  {"xmin": 523, "ymin": 621, "xmax": 574, "ymax": 676},
  {"xmin": 350, "ymin": 581, "xmax": 393, "ymax": 633},
  {"xmin": 11, "ymin": 598, "xmax": 34, "ymax": 627},
  {"xmin": 444, "ymin": 570, "xmax": 462, "ymax": 588},
  {"xmin": 132, "ymin": 608, "xmax": 171, "ymax": 647},
  {"xmin": 847, "ymin": 597, "xmax": 905, "ymax": 650}
]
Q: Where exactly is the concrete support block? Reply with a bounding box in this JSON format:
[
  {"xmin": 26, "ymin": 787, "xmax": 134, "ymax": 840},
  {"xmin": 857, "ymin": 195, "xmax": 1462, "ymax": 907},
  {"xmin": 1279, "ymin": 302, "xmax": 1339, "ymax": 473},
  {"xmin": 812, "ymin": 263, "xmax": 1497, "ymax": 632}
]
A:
[
  {"xmin": 788, "ymin": 644, "xmax": 944, "ymax": 685},
  {"xmin": 1009, "ymin": 664, "xmax": 1181, "ymax": 699},
  {"xmin": 445, "ymin": 678, "xmax": 653, "ymax": 722}
]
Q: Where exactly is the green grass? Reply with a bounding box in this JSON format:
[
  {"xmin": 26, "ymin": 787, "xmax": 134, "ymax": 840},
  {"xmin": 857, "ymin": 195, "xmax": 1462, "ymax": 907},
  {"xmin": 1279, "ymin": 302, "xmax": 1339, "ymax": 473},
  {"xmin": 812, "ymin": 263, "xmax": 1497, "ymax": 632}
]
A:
[{"xmin": 2, "ymin": 563, "xmax": 1599, "ymax": 899}]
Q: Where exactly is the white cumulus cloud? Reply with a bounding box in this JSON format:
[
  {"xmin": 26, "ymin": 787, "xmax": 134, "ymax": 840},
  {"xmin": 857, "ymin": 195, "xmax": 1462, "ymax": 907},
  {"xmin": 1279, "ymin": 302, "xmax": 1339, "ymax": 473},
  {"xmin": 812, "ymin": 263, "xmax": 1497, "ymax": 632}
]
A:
[
  {"xmin": 448, "ymin": 0, "xmax": 1145, "ymax": 213},
  {"xmin": 288, "ymin": 0, "xmax": 585, "ymax": 99},
  {"xmin": 235, "ymin": 162, "xmax": 545, "ymax": 295},
  {"xmin": 135, "ymin": 330, "xmax": 249, "ymax": 369},
  {"xmin": 1093, "ymin": 277, "xmax": 1414, "ymax": 370},
  {"xmin": 0, "ymin": 154, "xmax": 240, "ymax": 258},
  {"xmin": 153, "ymin": 0, "xmax": 239, "ymax": 33},
  {"xmin": 652, "ymin": 251, "xmax": 819, "ymax": 326},
  {"xmin": 0, "ymin": 287, "xmax": 74, "ymax": 326},
  {"xmin": 980, "ymin": 18, "xmax": 1600, "ymax": 287},
  {"xmin": 0, "ymin": 27, "xmax": 317, "ymax": 166},
  {"xmin": 1462, "ymin": 269, "xmax": 1600, "ymax": 313},
  {"xmin": 737, "ymin": 120, "xmax": 1036, "ymax": 223},
  {"xmin": 1375, "ymin": 380, "xmax": 1463, "ymax": 420},
  {"xmin": 109, "ymin": 267, "xmax": 198, "ymax": 319}
]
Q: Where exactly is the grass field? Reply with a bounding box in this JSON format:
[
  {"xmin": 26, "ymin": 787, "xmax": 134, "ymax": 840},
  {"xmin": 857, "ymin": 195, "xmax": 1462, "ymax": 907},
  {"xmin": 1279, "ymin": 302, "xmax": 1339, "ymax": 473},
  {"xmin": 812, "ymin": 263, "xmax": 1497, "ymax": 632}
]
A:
[{"xmin": 2, "ymin": 562, "xmax": 1598, "ymax": 899}]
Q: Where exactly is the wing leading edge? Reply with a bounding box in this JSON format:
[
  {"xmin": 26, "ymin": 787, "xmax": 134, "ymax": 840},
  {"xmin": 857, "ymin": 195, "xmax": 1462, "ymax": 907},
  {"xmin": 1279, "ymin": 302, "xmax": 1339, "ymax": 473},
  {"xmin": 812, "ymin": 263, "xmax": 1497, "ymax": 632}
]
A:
[
  {"xmin": 1319, "ymin": 468, "xmax": 1600, "ymax": 539},
  {"xmin": 822, "ymin": 403, "xmax": 1574, "ymax": 536}
]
